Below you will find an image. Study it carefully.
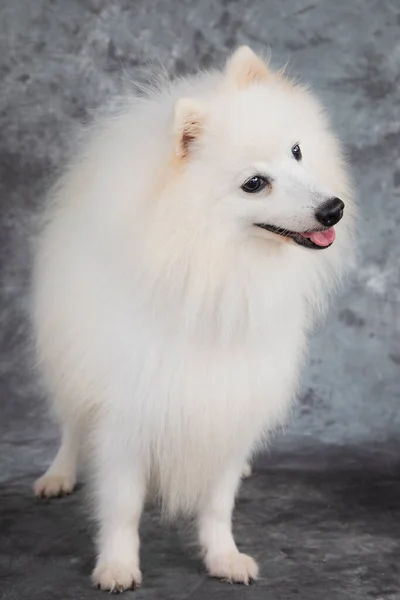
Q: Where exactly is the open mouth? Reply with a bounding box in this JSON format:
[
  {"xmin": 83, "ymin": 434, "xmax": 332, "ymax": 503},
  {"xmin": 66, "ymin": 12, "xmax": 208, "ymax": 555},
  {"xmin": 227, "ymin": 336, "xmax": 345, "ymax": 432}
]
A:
[{"xmin": 255, "ymin": 223, "xmax": 336, "ymax": 250}]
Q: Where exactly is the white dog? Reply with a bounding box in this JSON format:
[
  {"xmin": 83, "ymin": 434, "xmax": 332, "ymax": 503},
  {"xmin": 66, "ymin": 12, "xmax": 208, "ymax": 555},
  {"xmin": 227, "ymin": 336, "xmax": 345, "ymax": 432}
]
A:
[{"xmin": 32, "ymin": 47, "xmax": 354, "ymax": 591}]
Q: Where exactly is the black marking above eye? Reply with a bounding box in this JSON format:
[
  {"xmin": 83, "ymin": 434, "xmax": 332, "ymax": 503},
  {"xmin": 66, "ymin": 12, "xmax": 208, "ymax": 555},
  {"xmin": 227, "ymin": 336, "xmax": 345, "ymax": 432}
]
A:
[
  {"xmin": 241, "ymin": 175, "xmax": 269, "ymax": 194},
  {"xmin": 291, "ymin": 143, "xmax": 302, "ymax": 161}
]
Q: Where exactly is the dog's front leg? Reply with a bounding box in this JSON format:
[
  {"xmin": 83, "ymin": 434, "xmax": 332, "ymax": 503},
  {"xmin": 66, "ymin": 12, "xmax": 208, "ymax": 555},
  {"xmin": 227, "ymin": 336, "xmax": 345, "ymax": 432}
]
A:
[
  {"xmin": 197, "ymin": 463, "xmax": 259, "ymax": 584},
  {"xmin": 91, "ymin": 417, "xmax": 146, "ymax": 593}
]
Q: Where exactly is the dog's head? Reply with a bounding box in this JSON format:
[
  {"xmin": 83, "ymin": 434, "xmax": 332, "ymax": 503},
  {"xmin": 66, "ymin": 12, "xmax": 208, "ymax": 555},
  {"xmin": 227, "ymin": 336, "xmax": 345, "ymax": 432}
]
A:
[{"xmin": 170, "ymin": 46, "xmax": 354, "ymax": 252}]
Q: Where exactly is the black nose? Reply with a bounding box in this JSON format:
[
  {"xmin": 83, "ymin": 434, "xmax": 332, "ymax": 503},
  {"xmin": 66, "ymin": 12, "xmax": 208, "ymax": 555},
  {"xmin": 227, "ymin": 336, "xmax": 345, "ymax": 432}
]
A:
[{"xmin": 315, "ymin": 197, "xmax": 345, "ymax": 227}]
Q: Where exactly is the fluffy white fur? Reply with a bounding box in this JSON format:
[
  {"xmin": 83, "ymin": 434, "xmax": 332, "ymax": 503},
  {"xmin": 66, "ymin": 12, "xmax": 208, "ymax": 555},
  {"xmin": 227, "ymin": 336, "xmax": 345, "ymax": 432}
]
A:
[{"xmin": 32, "ymin": 47, "xmax": 355, "ymax": 591}]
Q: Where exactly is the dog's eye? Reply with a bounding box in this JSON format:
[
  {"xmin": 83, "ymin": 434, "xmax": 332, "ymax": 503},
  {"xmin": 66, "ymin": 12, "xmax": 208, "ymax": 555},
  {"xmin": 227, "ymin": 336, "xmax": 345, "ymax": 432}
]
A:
[
  {"xmin": 291, "ymin": 144, "xmax": 302, "ymax": 161},
  {"xmin": 241, "ymin": 175, "xmax": 268, "ymax": 194}
]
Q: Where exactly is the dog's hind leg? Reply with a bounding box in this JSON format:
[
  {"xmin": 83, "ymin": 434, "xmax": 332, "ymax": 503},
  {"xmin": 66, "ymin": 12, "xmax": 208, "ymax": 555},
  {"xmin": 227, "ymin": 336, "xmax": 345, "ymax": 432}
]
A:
[
  {"xmin": 33, "ymin": 419, "xmax": 79, "ymax": 498},
  {"xmin": 241, "ymin": 461, "xmax": 252, "ymax": 478}
]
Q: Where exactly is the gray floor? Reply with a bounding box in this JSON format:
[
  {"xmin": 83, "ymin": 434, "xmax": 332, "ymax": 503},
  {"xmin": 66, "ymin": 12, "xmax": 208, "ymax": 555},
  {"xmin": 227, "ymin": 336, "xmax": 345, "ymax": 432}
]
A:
[{"xmin": 1, "ymin": 1, "xmax": 399, "ymax": 599}]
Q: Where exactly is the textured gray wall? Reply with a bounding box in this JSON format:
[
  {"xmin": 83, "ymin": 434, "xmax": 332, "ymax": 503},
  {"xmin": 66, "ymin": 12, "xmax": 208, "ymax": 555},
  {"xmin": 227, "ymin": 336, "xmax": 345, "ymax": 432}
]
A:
[{"xmin": 1, "ymin": 0, "xmax": 399, "ymax": 480}]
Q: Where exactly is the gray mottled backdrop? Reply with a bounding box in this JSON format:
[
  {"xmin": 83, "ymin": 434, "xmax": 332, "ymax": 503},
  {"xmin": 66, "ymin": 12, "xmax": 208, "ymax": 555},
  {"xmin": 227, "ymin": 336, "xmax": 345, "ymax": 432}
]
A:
[{"xmin": 1, "ymin": 2, "xmax": 399, "ymax": 599}]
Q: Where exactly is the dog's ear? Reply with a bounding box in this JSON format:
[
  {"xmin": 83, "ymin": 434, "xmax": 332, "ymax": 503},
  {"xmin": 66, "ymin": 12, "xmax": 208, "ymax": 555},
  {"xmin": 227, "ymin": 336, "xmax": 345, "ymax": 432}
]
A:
[
  {"xmin": 225, "ymin": 46, "xmax": 271, "ymax": 88},
  {"xmin": 173, "ymin": 98, "xmax": 206, "ymax": 159}
]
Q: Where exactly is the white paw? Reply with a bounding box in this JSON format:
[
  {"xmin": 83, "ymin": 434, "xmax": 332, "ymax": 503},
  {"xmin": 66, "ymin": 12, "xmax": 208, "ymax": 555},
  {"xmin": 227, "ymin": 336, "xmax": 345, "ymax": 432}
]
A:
[
  {"xmin": 92, "ymin": 561, "xmax": 142, "ymax": 592},
  {"xmin": 206, "ymin": 551, "xmax": 259, "ymax": 585},
  {"xmin": 33, "ymin": 472, "xmax": 76, "ymax": 498},
  {"xmin": 241, "ymin": 462, "xmax": 252, "ymax": 478}
]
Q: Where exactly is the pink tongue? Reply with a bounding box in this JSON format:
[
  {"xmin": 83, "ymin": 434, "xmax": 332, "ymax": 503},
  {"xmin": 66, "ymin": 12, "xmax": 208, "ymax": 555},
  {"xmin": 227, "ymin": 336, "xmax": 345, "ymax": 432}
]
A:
[{"xmin": 300, "ymin": 227, "xmax": 336, "ymax": 247}]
